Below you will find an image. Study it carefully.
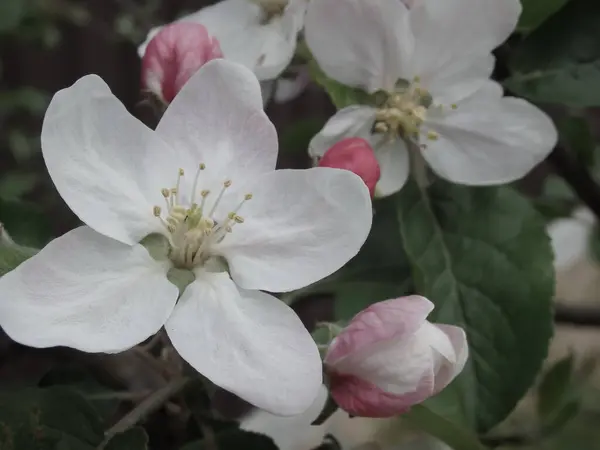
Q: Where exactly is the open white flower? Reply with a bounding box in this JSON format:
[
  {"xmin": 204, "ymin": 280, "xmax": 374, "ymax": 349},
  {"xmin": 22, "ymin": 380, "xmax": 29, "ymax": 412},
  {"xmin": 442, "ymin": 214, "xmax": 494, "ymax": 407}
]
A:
[
  {"xmin": 0, "ymin": 59, "xmax": 372, "ymax": 415},
  {"xmin": 139, "ymin": 0, "xmax": 307, "ymax": 102},
  {"xmin": 305, "ymin": 0, "xmax": 558, "ymax": 197},
  {"xmin": 548, "ymin": 207, "xmax": 596, "ymax": 271}
]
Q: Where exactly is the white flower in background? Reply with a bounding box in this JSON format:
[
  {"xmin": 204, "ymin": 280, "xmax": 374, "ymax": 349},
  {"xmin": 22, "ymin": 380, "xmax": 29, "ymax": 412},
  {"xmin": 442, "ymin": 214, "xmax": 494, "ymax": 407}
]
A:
[
  {"xmin": 0, "ymin": 59, "xmax": 372, "ymax": 415},
  {"xmin": 138, "ymin": 0, "xmax": 308, "ymax": 104},
  {"xmin": 305, "ymin": 0, "xmax": 558, "ymax": 197},
  {"xmin": 548, "ymin": 207, "xmax": 596, "ymax": 271}
]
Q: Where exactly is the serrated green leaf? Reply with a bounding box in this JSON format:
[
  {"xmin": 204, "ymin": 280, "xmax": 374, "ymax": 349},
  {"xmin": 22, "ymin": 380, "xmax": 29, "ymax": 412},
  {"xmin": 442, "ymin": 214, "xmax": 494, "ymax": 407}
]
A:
[
  {"xmin": 404, "ymin": 405, "xmax": 487, "ymax": 450},
  {"xmin": 517, "ymin": 0, "xmax": 570, "ymax": 33},
  {"xmin": 396, "ymin": 178, "xmax": 554, "ymax": 432},
  {"xmin": 105, "ymin": 428, "xmax": 148, "ymax": 450},
  {"xmin": 180, "ymin": 429, "xmax": 279, "ymax": 450},
  {"xmin": 0, "ymin": 387, "xmax": 104, "ymax": 450},
  {"xmin": 506, "ymin": 1, "xmax": 600, "ymax": 107}
]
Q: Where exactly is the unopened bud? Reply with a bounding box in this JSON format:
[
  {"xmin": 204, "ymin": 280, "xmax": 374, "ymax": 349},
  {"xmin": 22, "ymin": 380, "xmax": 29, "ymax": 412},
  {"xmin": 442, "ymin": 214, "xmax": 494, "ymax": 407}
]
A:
[
  {"xmin": 141, "ymin": 22, "xmax": 223, "ymax": 103},
  {"xmin": 318, "ymin": 137, "xmax": 381, "ymax": 197}
]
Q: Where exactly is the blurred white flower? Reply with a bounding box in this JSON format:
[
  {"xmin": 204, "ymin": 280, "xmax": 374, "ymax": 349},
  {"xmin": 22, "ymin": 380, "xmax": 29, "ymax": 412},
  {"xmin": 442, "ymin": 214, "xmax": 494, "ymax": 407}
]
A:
[
  {"xmin": 139, "ymin": 0, "xmax": 308, "ymax": 104},
  {"xmin": 305, "ymin": 0, "xmax": 557, "ymax": 197},
  {"xmin": 548, "ymin": 207, "xmax": 596, "ymax": 271},
  {"xmin": 0, "ymin": 59, "xmax": 372, "ymax": 416}
]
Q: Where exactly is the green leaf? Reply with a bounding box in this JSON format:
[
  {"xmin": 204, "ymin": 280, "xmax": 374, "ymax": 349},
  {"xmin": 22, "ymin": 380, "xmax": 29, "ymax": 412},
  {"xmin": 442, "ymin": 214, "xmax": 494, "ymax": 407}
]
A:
[
  {"xmin": 279, "ymin": 118, "xmax": 327, "ymax": 156},
  {"xmin": 517, "ymin": 0, "xmax": 570, "ymax": 34},
  {"xmin": 558, "ymin": 116, "xmax": 596, "ymax": 167},
  {"xmin": 308, "ymin": 60, "xmax": 371, "ymax": 109},
  {"xmin": 0, "ymin": 0, "xmax": 27, "ymax": 33},
  {"xmin": 105, "ymin": 428, "xmax": 148, "ymax": 450},
  {"xmin": 0, "ymin": 199, "xmax": 53, "ymax": 247},
  {"xmin": 404, "ymin": 405, "xmax": 487, "ymax": 450},
  {"xmin": 180, "ymin": 429, "xmax": 279, "ymax": 450},
  {"xmin": 396, "ymin": 178, "xmax": 554, "ymax": 432},
  {"xmin": 0, "ymin": 172, "xmax": 39, "ymax": 201},
  {"xmin": 0, "ymin": 387, "xmax": 105, "ymax": 449},
  {"xmin": 0, "ymin": 238, "xmax": 38, "ymax": 277},
  {"xmin": 537, "ymin": 355, "xmax": 581, "ymax": 435},
  {"xmin": 506, "ymin": 1, "xmax": 600, "ymax": 107}
]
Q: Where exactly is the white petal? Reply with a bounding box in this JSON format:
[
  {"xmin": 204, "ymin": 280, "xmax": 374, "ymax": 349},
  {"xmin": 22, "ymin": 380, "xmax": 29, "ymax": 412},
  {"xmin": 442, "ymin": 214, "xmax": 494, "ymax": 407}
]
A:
[
  {"xmin": 165, "ymin": 272, "xmax": 322, "ymax": 415},
  {"xmin": 430, "ymin": 324, "xmax": 468, "ymax": 393},
  {"xmin": 373, "ymin": 139, "xmax": 410, "ymax": 198},
  {"xmin": 309, "ymin": 106, "xmax": 377, "ymax": 159},
  {"xmin": 216, "ymin": 167, "xmax": 372, "ymax": 292},
  {"xmin": 0, "ymin": 226, "xmax": 177, "ymax": 353},
  {"xmin": 304, "ymin": 0, "xmax": 413, "ymax": 92},
  {"xmin": 240, "ymin": 384, "xmax": 330, "ymax": 450},
  {"xmin": 548, "ymin": 207, "xmax": 595, "ymax": 270},
  {"xmin": 273, "ymin": 68, "xmax": 310, "ymax": 103},
  {"xmin": 184, "ymin": 0, "xmax": 302, "ymax": 80},
  {"xmin": 424, "ymin": 54, "xmax": 496, "ymax": 106},
  {"xmin": 410, "ymin": 0, "xmax": 520, "ymax": 79},
  {"xmin": 41, "ymin": 75, "xmax": 177, "ymax": 245},
  {"xmin": 156, "ymin": 59, "xmax": 278, "ymax": 182},
  {"xmin": 422, "ymin": 85, "xmax": 558, "ymax": 185}
]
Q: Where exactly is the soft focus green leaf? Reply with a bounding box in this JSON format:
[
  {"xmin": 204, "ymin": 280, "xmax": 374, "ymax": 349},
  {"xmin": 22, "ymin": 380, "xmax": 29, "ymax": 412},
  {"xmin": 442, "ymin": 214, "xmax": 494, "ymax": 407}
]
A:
[
  {"xmin": 279, "ymin": 118, "xmax": 327, "ymax": 156},
  {"xmin": 0, "ymin": 199, "xmax": 53, "ymax": 247},
  {"xmin": 0, "ymin": 0, "xmax": 27, "ymax": 32},
  {"xmin": 0, "ymin": 237, "xmax": 37, "ymax": 277},
  {"xmin": 180, "ymin": 429, "xmax": 279, "ymax": 450},
  {"xmin": 0, "ymin": 172, "xmax": 39, "ymax": 201},
  {"xmin": 537, "ymin": 355, "xmax": 582, "ymax": 436},
  {"xmin": 396, "ymin": 178, "xmax": 554, "ymax": 432},
  {"xmin": 105, "ymin": 428, "xmax": 148, "ymax": 450},
  {"xmin": 0, "ymin": 387, "xmax": 104, "ymax": 449},
  {"xmin": 517, "ymin": 0, "xmax": 570, "ymax": 33},
  {"xmin": 506, "ymin": 1, "xmax": 600, "ymax": 106},
  {"xmin": 558, "ymin": 116, "xmax": 596, "ymax": 167},
  {"xmin": 404, "ymin": 405, "xmax": 487, "ymax": 450}
]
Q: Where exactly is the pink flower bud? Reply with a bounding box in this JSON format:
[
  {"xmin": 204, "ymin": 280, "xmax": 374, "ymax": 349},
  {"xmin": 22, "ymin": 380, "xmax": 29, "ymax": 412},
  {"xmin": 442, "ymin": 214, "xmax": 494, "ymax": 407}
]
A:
[
  {"xmin": 141, "ymin": 22, "xmax": 223, "ymax": 103},
  {"xmin": 324, "ymin": 296, "xmax": 468, "ymax": 418},
  {"xmin": 318, "ymin": 138, "xmax": 381, "ymax": 197}
]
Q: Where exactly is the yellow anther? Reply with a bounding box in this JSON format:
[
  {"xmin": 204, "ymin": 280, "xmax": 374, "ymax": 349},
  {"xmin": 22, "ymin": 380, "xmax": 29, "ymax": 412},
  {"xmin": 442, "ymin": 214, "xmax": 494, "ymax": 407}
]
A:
[
  {"xmin": 427, "ymin": 131, "xmax": 439, "ymax": 141},
  {"xmin": 451, "ymin": 104, "xmax": 458, "ymax": 110},
  {"xmin": 228, "ymin": 212, "xmax": 236, "ymax": 220},
  {"xmin": 413, "ymin": 76, "xmax": 421, "ymax": 83},
  {"xmin": 374, "ymin": 122, "xmax": 389, "ymax": 133},
  {"xmin": 153, "ymin": 206, "xmax": 162, "ymax": 216},
  {"xmin": 199, "ymin": 163, "xmax": 206, "ymax": 170},
  {"xmin": 245, "ymin": 193, "xmax": 253, "ymax": 200},
  {"xmin": 224, "ymin": 180, "xmax": 232, "ymax": 188},
  {"xmin": 161, "ymin": 188, "xmax": 170, "ymax": 197},
  {"xmin": 171, "ymin": 188, "xmax": 178, "ymax": 195},
  {"xmin": 201, "ymin": 190, "xmax": 210, "ymax": 197},
  {"xmin": 234, "ymin": 215, "xmax": 244, "ymax": 224},
  {"xmin": 179, "ymin": 168, "xmax": 185, "ymax": 176}
]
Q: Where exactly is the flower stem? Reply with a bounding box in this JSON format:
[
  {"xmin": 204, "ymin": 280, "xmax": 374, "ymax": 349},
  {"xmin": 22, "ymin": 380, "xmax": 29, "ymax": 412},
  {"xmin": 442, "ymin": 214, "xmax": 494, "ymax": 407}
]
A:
[{"xmin": 97, "ymin": 377, "xmax": 190, "ymax": 449}]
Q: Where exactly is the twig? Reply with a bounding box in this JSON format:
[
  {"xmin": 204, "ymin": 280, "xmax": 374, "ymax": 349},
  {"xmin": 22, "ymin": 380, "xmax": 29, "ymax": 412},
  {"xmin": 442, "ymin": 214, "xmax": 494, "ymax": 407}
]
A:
[
  {"xmin": 554, "ymin": 302, "xmax": 600, "ymax": 327},
  {"xmin": 86, "ymin": 390, "xmax": 152, "ymax": 401},
  {"xmin": 547, "ymin": 146, "xmax": 600, "ymax": 222},
  {"xmin": 97, "ymin": 377, "xmax": 190, "ymax": 449}
]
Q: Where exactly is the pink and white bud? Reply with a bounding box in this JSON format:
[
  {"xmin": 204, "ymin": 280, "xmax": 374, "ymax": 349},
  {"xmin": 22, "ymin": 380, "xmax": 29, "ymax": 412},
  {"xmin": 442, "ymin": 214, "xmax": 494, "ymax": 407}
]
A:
[
  {"xmin": 141, "ymin": 22, "xmax": 223, "ymax": 103},
  {"xmin": 324, "ymin": 296, "xmax": 468, "ymax": 418},
  {"xmin": 318, "ymin": 138, "xmax": 381, "ymax": 197}
]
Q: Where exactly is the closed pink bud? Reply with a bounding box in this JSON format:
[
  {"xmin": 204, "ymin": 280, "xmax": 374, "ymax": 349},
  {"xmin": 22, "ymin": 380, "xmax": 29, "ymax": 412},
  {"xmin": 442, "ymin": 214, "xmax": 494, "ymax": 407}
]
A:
[
  {"xmin": 318, "ymin": 138, "xmax": 381, "ymax": 197},
  {"xmin": 141, "ymin": 22, "xmax": 223, "ymax": 103},
  {"xmin": 324, "ymin": 296, "xmax": 468, "ymax": 418}
]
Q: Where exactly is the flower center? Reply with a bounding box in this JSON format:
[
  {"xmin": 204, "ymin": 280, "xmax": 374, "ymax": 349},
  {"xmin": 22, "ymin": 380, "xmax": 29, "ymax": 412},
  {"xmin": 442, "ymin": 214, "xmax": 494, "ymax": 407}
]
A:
[
  {"xmin": 153, "ymin": 165, "xmax": 252, "ymax": 270},
  {"xmin": 372, "ymin": 77, "xmax": 456, "ymax": 146},
  {"xmin": 251, "ymin": 0, "xmax": 288, "ymax": 21}
]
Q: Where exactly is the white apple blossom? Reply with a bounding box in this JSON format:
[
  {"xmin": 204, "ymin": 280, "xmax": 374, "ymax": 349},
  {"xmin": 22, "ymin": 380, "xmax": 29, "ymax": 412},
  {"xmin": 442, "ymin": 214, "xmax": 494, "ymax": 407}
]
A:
[
  {"xmin": 548, "ymin": 207, "xmax": 596, "ymax": 270},
  {"xmin": 305, "ymin": 0, "xmax": 558, "ymax": 197},
  {"xmin": 138, "ymin": 0, "xmax": 308, "ymax": 104},
  {"xmin": 0, "ymin": 59, "xmax": 372, "ymax": 416}
]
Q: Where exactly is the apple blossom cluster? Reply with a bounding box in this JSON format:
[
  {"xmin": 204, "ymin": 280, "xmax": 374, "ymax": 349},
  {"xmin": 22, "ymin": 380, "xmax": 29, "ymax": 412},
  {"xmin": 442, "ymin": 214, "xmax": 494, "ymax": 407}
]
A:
[{"xmin": 0, "ymin": 0, "xmax": 559, "ymax": 427}]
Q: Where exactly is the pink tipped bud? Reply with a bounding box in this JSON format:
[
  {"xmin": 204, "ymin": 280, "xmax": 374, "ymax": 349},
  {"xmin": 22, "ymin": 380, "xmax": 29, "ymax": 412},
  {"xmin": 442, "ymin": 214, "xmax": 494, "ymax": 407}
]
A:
[
  {"xmin": 141, "ymin": 22, "xmax": 223, "ymax": 103},
  {"xmin": 318, "ymin": 138, "xmax": 381, "ymax": 197},
  {"xmin": 324, "ymin": 296, "xmax": 468, "ymax": 418}
]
